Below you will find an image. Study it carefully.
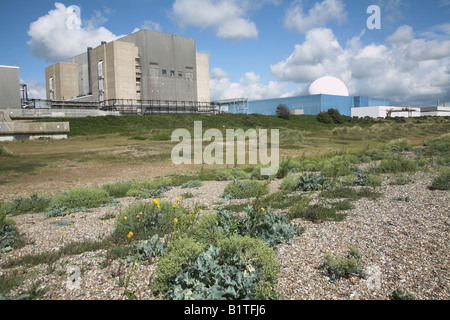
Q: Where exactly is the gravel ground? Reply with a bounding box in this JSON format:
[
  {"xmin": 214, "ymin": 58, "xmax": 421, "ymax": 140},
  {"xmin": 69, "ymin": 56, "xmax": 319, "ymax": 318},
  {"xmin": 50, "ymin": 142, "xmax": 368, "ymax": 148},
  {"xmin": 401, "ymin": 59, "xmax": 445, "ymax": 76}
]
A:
[{"xmin": 0, "ymin": 171, "xmax": 448, "ymax": 300}]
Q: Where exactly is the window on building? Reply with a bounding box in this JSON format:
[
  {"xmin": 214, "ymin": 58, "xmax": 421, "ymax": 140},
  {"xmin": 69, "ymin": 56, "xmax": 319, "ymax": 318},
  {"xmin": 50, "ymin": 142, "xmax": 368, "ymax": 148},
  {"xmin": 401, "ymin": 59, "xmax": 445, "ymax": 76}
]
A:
[
  {"xmin": 162, "ymin": 69, "xmax": 167, "ymax": 76},
  {"xmin": 170, "ymin": 70, "xmax": 175, "ymax": 77},
  {"xmin": 178, "ymin": 72, "xmax": 183, "ymax": 77},
  {"xmin": 186, "ymin": 73, "xmax": 194, "ymax": 79}
]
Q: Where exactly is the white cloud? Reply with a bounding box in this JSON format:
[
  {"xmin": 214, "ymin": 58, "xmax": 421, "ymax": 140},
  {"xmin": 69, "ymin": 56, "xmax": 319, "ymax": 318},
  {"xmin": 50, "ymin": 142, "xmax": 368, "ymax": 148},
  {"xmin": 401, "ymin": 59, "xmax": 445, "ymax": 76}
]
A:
[
  {"xmin": 270, "ymin": 26, "xmax": 450, "ymax": 105},
  {"xmin": 270, "ymin": 28, "xmax": 347, "ymax": 83},
  {"xmin": 171, "ymin": 0, "xmax": 278, "ymax": 41},
  {"xmin": 27, "ymin": 2, "xmax": 123, "ymax": 62},
  {"xmin": 210, "ymin": 67, "xmax": 287, "ymax": 101},
  {"xmin": 284, "ymin": 0, "xmax": 347, "ymax": 33},
  {"xmin": 386, "ymin": 25, "xmax": 414, "ymax": 44}
]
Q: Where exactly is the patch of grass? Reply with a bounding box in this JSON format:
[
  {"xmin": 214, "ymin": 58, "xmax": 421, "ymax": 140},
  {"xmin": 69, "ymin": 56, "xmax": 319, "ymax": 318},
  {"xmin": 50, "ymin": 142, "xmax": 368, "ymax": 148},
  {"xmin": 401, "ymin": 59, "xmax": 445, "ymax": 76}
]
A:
[
  {"xmin": 0, "ymin": 146, "xmax": 14, "ymax": 157},
  {"xmin": 322, "ymin": 187, "xmax": 382, "ymax": 201},
  {"xmin": 294, "ymin": 203, "xmax": 349, "ymax": 223}
]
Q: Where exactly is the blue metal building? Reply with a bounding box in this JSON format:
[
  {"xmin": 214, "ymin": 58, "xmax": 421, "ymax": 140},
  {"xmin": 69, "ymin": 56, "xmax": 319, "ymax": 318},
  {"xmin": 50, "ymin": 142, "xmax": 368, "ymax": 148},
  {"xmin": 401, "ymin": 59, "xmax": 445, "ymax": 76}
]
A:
[{"xmin": 245, "ymin": 94, "xmax": 390, "ymax": 116}]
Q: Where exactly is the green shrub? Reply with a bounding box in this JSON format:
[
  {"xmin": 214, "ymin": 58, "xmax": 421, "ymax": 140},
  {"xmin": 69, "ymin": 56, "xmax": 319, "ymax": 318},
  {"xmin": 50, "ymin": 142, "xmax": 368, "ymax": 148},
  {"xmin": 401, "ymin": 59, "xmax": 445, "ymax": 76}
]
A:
[
  {"xmin": 276, "ymin": 158, "xmax": 303, "ymax": 179},
  {"xmin": 159, "ymin": 236, "xmax": 280, "ymax": 300},
  {"xmin": 276, "ymin": 104, "xmax": 290, "ymax": 120},
  {"xmin": 50, "ymin": 187, "xmax": 111, "ymax": 209},
  {"xmin": 390, "ymin": 288, "xmax": 417, "ymax": 300},
  {"xmin": 102, "ymin": 181, "xmax": 133, "ymax": 198},
  {"xmin": 125, "ymin": 178, "xmax": 172, "ymax": 199},
  {"xmin": 280, "ymin": 173, "xmax": 298, "ymax": 192},
  {"xmin": 429, "ymin": 169, "xmax": 450, "ymax": 190},
  {"xmin": 316, "ymin": 111, "xmax": 334, "ymax": 124},
  {"xmin": 151, "ymin": 237, "xmax": 208, "ymax": 295},
  {"xmin": 378, "ymin": 157, "xmax": 418, "ymax": 173},
  {"xmin": 190, "ymin": 213, "xmax": 228, "ymax": 247},
  {"xmin": 296, "ymin": 173, "xmax": 332, "ymax": 191},
  {"xmin": 364, "ymin": 174, "xmax": 383, "ymax": 188},
  {"xmin": 113, "ymin": 201, "xmax": 183, "ymax": 240},
  {"xmin": 319, "ymin": 246, "xmax": 366, "ymax": 283},
  {"xmin": 215, "ymin": 168, "xmax": 250, "ymax": 181},
  {"xmin": 320, "ymin": 160, "xmax": 355, "ymax": 178},
  {"xmin": 239, "ymin": 206, "xmax": 302, "ymax": 248},
  {"xmin": 384, "ymin": 139, "xmax": 412, "ymax": 152},
  {"xmin": 181, "ymin": 180, "xmax": 203, "ymax": 189},
  {"xmin": 44, "ymin": 204, "xmax": 85, "ymax": 219},
  {"xmin": 126, "ymin": 234, "xmax": 168, "ymax": 263},
  {"xmin": 0, "ymin": 194, "xmax": 51, "ymax": 216},
  {"xmin": 223, "ymin": 180, "xmax": 269, "ymax": 199},
  {"xmin": 317, "ymin": 108, "xmax": 344, "ymax": 124},
  {"xmin": 249, "ymin": 165, "xmax": 272, "ymax": 180},
  {"xmin": 0, "ymin": 213, "xmax": 19, "ymax": 250}
]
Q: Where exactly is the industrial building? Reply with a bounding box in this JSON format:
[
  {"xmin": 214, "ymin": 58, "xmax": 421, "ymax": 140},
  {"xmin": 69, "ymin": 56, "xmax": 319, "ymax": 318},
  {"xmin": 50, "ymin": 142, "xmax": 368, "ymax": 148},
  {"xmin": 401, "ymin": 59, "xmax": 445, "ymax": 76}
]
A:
[
  {"xmin": 0, "ymin": 65, "xmax": 21, "ymax": 109},
  {"xmin": 246, "ymin": 94, "xmax": 390, "ymax": 117},
  {"xmin": 45, "ymin": 29, "xmax": 210, "ymax": 105},
  {"xmin": 224, "ymin": 76, "xmax": 389, "ymax": 117}
]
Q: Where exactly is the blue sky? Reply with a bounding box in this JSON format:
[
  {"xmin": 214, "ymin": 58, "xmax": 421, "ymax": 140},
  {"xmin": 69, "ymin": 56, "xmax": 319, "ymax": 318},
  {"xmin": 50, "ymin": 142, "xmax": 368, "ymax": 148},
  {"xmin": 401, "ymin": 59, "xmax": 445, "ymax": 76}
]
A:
[{"xmin": 1, "ymin": 0, "xmax": 449, "ymax": 106}]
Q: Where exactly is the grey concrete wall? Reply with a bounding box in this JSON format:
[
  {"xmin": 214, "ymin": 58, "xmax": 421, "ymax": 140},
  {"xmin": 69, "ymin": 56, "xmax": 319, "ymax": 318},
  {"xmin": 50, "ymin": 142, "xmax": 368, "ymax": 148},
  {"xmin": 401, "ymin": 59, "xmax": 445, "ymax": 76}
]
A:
[
  {"xmin": 0, "ymin": 66, "xmax": 21, "ymax": 109},
  {"xmin": 118, "ymin": 29, "xmax": 198, "ymax": 102},
  {"xmin": 69, "ymin": 52, "xmax": 90, "ymax": 96}
]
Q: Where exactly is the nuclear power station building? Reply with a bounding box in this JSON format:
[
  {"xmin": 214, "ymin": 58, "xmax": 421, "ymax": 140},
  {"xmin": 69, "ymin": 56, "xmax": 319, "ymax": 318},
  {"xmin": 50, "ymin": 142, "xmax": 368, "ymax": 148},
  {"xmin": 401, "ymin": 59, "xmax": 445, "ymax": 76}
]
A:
[
  {"xmin": 246, "ymin": 76, "xmax": 390, "ymax": 117},
  {"xmin": 45, "ymin": 29, "xmax": 210, "ymax": 106}
]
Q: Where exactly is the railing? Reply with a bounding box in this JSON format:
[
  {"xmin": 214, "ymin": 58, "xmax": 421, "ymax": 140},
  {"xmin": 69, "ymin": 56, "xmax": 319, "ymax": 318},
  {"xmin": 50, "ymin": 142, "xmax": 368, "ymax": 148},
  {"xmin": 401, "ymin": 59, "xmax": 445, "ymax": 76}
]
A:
[{"xmin": 21, "ymin": 98, "xmax": 218, "ymax": 115}]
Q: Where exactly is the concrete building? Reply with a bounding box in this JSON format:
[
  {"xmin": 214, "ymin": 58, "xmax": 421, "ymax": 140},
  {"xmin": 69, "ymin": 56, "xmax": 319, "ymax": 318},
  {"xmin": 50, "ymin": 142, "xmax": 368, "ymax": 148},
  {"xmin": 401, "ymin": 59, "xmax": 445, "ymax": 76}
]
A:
[
  {"xmin": 196, "ymin": 53, "xmax": 210, "ymax": 103},
  {"xmin": 420, "ymin": 106, "xmax": 450, "ymax": 117},
  {"xmin": 0, "ymin": 65, "xmax": 21, "ymax": 109},
  {"xmin": 351, "ymin": 106, "xmax": 421, "ymax": 118},
  {"xmin": 45, "ymin": 63, "xmax": 79, "ymax": 101},
  {"xmin": 46, "ymin": 29, "xmax": 210, "ymax": 104}
]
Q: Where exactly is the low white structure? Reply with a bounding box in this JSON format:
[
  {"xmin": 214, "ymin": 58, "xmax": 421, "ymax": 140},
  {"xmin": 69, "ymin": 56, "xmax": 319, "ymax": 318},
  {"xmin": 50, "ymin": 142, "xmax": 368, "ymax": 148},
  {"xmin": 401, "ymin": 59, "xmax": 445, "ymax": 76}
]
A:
[
  {"xmin": 289, "ymin": 109, "xmax": 304, "ymax": 115},
  {"xmin": 420, "ymin": 106, "xmax": 450, "ymax": 117},
  {"xmin": 352, "ymin": 106, "xmax": 421, "ymax": 118}
]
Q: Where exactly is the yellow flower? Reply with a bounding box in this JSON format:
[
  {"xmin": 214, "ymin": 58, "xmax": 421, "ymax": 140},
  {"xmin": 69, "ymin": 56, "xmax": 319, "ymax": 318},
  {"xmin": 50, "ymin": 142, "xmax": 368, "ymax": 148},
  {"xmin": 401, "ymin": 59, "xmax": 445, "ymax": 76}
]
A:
[
  {"xmin": 139, "ymin": 211, "xmax": 143, "ymax": 215},
  {"xmin": 174, "ymin": 218, "xmax": 178, "ymax": 223},
  {"xmin": 173, "ymin": 204, "xmax": 177, "ymax": 208},
  {"xmin": 199, "ymin": 209, "xmax": 203, "ymax": 213},
  {"xmin": 261, "ymin": 208, "xmax": 265, "ymax": 211},
  {"xmin": 175, "ymin": 197, "xmax": 180, "ymax": 202},
  {"xmin": 101, "ymin": 221, "xmax": 105, "ymax": 224},
  {"xmin": 153, "ymin": 199, "xmax": 160, "ymax": 206},
  {"xmin": 127, "ymin": 232, "xmax": 134, "ymax": 238},
  {"xmin": 136, "ymin": 215, "xmax": 140, "ymax": 218},
  {"xmin": 62, "ymin": 233, "xmax": 66, "ymax": 236}
]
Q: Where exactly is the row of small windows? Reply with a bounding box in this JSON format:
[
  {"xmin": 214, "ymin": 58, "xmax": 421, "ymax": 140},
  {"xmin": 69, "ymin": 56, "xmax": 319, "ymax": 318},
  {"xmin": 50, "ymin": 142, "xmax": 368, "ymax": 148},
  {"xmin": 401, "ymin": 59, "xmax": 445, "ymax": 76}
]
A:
[{"xmin": 150, "ymin": 68, "xmax": 193, "ymax": 79}]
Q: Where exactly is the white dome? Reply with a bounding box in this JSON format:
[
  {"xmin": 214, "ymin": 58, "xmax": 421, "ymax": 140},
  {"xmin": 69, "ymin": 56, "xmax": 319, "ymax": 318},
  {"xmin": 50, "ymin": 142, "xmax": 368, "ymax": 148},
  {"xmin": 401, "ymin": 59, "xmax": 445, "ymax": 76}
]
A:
[{"xmin": 308, "ymin": 76, "xmax": 349, "ymax": 96}]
